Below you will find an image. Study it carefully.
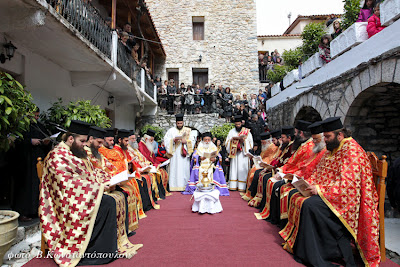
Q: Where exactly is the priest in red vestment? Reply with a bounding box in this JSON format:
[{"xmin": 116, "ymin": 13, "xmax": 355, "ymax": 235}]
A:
[
  {"xmin": 139, "ymin": 129, "xmax": 160, "ymax": 166},
  {"xmin": 280, "ymin": 117, "xmax": 380, "ymax": 267}
]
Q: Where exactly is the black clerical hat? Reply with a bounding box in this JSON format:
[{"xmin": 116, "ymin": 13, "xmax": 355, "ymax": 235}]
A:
[
  {"xmin": 322, "ymin": 117, "xmax": 343, "ymax": 132},
  {"xmin": 88, "ymin": 126, "xmax": 106, "ymax": 139},
  {"xmin": 270, "ymin": 129, "xmax": 281, "ymax": 138},
  {"xmin": 68, "ymin": 120, "xmax": 91, "ymax": 135},
  {"xmin": 117, "ymin": 129, "xmax": 130, "ymax": 139},
  {"xmin": 260, "ymin": 132, "xmax": 270, "ymax": 140},
  {"xmin": 146, "ymin": 129, "xmax": 156, "ymax": 137},
  {"xmin": 104, "ymin": 128, "xmax": 115, "ymax": 138},
  {"xmin": 202, "ymin": 132, "xmax": 212, "ymax": 138},
  {"xmin": 295, "ymin": 120, "xmax": 312, "ymax": 132},
  {"xmin": 281, "ymin": 126, "xmax": 294, "ymax": 136},
  {"xmin": 308, "ymin": 121, "xmax": 323, "ymax": 135},
  {"xmin": 234, "ymin": 115, "xmax": 243, "ymax": 122},
  {"xmin": 175, "ymin": 114, "xmax": 184, "ymax": 121}
]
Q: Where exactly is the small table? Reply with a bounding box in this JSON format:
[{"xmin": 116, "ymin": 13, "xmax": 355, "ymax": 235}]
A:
[{"xmin": 192, "ymin": 189, "xmax": 223, "ymax": 214}]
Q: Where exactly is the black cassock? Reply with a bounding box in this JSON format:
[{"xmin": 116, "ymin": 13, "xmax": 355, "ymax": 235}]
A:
[
  {"xmin": 293, "ymin": 195, "xmax": 357, "ymax": 267},
  {"xmin": 79, "ymin": 190, "xmax": 131, "ymax": 265},
  {"xmin": 12, "ymin": 122, "xmax": 51, "ymax": 217}
]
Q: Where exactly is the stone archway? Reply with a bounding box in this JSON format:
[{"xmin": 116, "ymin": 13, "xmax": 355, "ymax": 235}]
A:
[
  {"xmin": 344, "ymin": 82, "xmax": 400, "ymax": 162},
  {"xmin": 293, "ymin": 106, "xmax": 322, "ymax": 123}
]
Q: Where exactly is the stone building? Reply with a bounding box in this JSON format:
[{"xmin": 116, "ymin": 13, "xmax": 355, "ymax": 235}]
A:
[{"xmin": 145, "ymin": 0, "xmax": 259, "ymax": 95}]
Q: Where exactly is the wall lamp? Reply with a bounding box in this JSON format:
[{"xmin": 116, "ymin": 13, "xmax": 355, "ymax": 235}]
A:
[
  {"xmin": 198, "ymin": 55, "xmax": 202, "ymax": 62},
  {"xmin": 108, "ymin": 95, "xmax": 115, "ymax": 105},
  {"xmin": 0, "ymin": 41, "xmax": 17, "ymax": 64}
]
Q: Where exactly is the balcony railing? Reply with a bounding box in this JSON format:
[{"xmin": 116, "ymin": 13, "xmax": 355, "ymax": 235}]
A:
[
  {"xmin": 46, "ymin": 0, "xmax": 112, "ymax": 58},
  {"xmin": 117, "ymin": 41, "xmax": 138, "ymax": 80},
  {"xmin": 45, "ymin": 0, "xmax": 156, "ymax": 101},
  {"xmin": 145, "ymin": 74, "xmax": 155, "ymax": 98}
]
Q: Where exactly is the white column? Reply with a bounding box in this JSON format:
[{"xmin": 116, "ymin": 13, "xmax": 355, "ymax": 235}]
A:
[{"xmin": 111, "ymin": 30, "xmax": 118, "ymax": 67}]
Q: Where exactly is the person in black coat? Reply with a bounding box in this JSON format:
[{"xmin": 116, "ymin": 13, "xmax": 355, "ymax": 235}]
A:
[
  {"xmin": 388, "ymin": 157, "xmax": 400, "ymax": 213},
  {"xmin": 12, "ymin": 108, "xmax": 52, "ymax": 221}
]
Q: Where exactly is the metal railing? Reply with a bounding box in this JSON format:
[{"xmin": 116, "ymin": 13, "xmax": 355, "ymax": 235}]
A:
[
  {"xmin": 46, "ymin": 0, "xmax": 112, "ymax": 58},
  {"xmin": 144, "ymin": 74, "xmax": 155, "ymax": 98},
  {"xmin": 117, "ymin": 41, "xmax": 139, "ymax": 80}
]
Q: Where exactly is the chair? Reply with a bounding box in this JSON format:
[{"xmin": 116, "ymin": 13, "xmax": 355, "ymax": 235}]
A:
[
  {"xmin": 36, "ymin": 157, "xmax": 48, "ymax": 254},
  {"xmin": 367, "ymin": 152, "xmax": 387, "ymax": 262}
]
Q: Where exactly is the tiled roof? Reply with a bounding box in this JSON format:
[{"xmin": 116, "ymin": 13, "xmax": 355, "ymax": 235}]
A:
[
  {"xmin": 258, "ymin": 34, "xmax": 302, "ymax": 38},
  {"xmin": 283, "ymin": 13, "xmax": 342, "ymax": 34}
]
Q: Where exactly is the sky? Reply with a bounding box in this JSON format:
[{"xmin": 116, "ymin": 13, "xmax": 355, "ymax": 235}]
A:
[{"xmin": 256, "ymin": 0, "xmax": 345, "ymax": 35}]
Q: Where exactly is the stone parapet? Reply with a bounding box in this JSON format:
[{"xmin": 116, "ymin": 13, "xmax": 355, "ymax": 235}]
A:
[
  {"xmin": 330, "ymin": 22, "xmax": 368, "ymax": 58},
  {"xmin": 283, "ymin": 69, "xmax": 299, "ymax": 88},
  {"xmin": 381, "ymin": 0, "xmax": 400, "ymax": 26},
  {"xmin": 302, "ymin": 52, "xmax": 324, "ymax": 77}
]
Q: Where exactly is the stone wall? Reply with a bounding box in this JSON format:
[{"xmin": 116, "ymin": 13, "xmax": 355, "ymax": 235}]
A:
[
  {"xmin": 138, "ymin": 111, "xmax": 226, "ymax": 135},
  {"xmin": 146, "ymin": 0, "xmax": 259, "ymax": 95}
]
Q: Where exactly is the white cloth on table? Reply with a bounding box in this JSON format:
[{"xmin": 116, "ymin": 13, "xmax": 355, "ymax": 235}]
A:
[{"xmin": 192, "ymin": 189, "xmax": 223, "ymax": 214}]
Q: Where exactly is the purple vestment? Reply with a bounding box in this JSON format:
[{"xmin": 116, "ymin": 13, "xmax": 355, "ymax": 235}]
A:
[{"xmin": 182, "ymin": 149, "xmax": 230, "ymax": 196}]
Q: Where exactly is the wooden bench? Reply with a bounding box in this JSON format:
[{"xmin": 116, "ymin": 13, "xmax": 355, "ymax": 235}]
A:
[
  {"xmin": 367, "ymin": 152, "xmax": 387, "ymax": 262},
  {"xmin": 36, "ymin": 157, "xmax": 48, "ymax": 254}
]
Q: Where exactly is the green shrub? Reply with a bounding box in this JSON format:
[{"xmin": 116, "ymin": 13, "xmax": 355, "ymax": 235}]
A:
[
  {"xmin": 301, "ymin": 22, "xmax": 326, "ymax": 59},
  {"xmin": 267, "ymin": 65, "xmax": 289, "ymax": 83},
  {"xmin": 282, "ymin": 47, "xmax": 303, "ymax": 71},
  {"xmin": 211, "ymin": 123, "xmax": 235, "ymax": 141},
  {"xmin": 0, "ymin": 72, "xmax": 37, "ymax": 151},
  {"xmin": 342, "ymin": 0, "xmax": 361, "ymax": 30},
  {"xmin": 41, "ymin": 98, "xmax": 111, "ymax": 130},
  {"xmin": 140, "ymin": 124, "xmax": 164, "ymax": 143},
  {"xmin": 64, "ymin": 100, "xmax": 111, "ymax": 128}
]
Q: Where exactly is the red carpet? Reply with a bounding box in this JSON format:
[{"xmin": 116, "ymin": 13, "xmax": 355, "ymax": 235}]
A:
[{"xmin": 25, "ymin": 192, "xmax": 399, "ymax": 266}]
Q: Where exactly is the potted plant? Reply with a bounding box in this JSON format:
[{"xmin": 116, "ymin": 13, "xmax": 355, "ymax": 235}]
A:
[{"xmin": 0, "ymin": 210, "xmax": 19, "ymax": 265}]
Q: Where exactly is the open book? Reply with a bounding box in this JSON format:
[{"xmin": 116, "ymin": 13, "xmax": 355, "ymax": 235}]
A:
[
  {"xmin": 292, "ymin": 176, "xmax": 312, "ymax": 197},
  {"xmin": 203, "ymin": 150, "xmax": 217, "ymax": 159},
  {"xmin": 42, "ymin": 132, "xmax": 61, "ymax": 142},
  {"xmin": 158, "ymin": 159, "xmax": 170, "ymax": 168},
  {"xmin": 252, "ymin": 156, "xmax": 273, "ymax": 169},
  {"xmin": 175, "ymin": 135, "xmax": 183, "ymax": 140},
  {"xmin": 109, "ymin": 170, "xmax": 129, "ymax": 186},
  {"xmin": 140, "ymin": 166, "xmax": 158, "ymax": 173}
]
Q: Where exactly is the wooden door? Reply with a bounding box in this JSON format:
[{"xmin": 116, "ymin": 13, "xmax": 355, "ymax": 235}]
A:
[
  {"xmin": 168, "ymin": 72, "xmax": 179, "ymax": 86},
  {"xmin": 193, "ymin": 72, "xmax": 208, "ymax": 88}
]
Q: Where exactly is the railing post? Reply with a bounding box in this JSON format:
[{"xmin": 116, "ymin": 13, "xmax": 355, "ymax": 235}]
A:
[
  {"xmin": 154, "ymin": 84, "xmax": 157, "ymax": 101},
  {"xmin": 141, "ymin": 68, "xmax": 145, "ymax": 92},
  {"xmin": 111, "ymin": 31, "xmax": 118, "ymax": 67}
]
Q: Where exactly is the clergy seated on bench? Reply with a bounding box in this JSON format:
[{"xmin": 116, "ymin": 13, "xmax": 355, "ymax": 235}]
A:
[
  {"xmin": 39, "ymin": 120, "xmax": 142, "ymax": 267},
  {"xmin": 137, "ymin": 130, "xmax": 170, "ymax": 197},
  {"xmin": 248, "ymin": 126, "xmax": 295, "ymax": 208},
  {"xmin": 280, "ymin": 117, "xmax": 380, "ymax": 266},
  {"xmin": 255, "ymin": 120, "xmax": 320, "ymax": 225},
  {"xmin": 84, "ymin": 126, "xmax": 140, "ymax": 232},
  {"xmin": 182, "ymin": 132, "xmax": 229, "ymax": 196},
  {"xmin": 242, "ymin": 131, "xmax": 279, "ymax": 201}
]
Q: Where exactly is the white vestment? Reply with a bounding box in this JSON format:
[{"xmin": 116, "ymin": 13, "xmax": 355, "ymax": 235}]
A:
[
  {"xmin": 225, "ymin": 128, "xmax": 253, "ymax": 191},
  {"xmin": 164, "ymin": 126, "xmax": 195, "ymax": 191}
]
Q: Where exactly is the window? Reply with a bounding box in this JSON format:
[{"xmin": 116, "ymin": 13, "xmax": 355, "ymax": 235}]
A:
[{"xmin": 192, "ymin": 17, "xmax": 204, "ymax": 40}]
